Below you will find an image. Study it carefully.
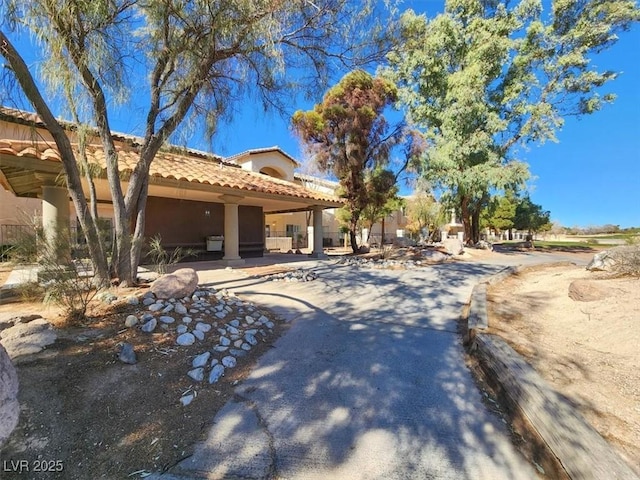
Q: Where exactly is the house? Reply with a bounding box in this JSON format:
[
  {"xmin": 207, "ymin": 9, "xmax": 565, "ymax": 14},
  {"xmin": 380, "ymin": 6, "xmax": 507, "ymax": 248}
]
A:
[
  {"xmin": 230, "ymin": 151, "xmax": 411, "ymax": 250},
  {"xmin": 0, "ymin": 108, "xmax": 342, "ymax": 265}
]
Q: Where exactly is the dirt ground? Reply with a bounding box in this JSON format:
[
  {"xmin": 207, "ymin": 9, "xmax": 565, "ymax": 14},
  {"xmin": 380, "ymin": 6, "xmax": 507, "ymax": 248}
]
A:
[
  {"xmin": 2, "ymin": 248, "xmax": 638, "ymax": 478},
  {"xmin": 0, "ymin": 271, "xmax": 290, "ymax": 479},
  {"xmin": 486, "ymin": 263, "xmax": 640, "ymax": 476}
]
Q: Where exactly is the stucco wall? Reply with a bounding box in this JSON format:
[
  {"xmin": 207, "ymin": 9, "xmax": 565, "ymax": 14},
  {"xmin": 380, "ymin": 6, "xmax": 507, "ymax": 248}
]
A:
[
  {"xmin": 145, "ymin": 197, "xmax": 264, "ymax": 254},
  {"xmin": 0, "ymin": 188, "xmax": 41, "ymax": 226}
]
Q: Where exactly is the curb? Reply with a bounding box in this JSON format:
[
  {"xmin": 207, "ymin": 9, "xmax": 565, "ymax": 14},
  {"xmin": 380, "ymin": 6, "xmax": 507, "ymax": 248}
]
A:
[{"xmin": 468, "ymin": 265, "xmax": 639, "ymax": 480}]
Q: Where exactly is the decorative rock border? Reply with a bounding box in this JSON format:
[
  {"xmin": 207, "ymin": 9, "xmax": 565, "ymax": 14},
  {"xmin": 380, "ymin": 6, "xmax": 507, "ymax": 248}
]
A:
[
  {"xmin": 106, "ymin": 286, "xmax": 279, "ymax": 407},
  {"xmin": 467, "ymin": 266, "xmax": 639, "ymax": 480}
]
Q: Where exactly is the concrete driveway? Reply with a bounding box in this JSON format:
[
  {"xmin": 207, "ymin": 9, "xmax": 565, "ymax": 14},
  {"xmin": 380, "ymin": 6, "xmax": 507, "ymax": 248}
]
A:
[{"xmin": 156, "ymin": 255, "xmax": 555, "ymax": 479}]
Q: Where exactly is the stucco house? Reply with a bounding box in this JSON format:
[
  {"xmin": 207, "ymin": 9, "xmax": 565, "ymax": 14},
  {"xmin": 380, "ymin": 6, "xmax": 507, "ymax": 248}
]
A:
[{"xmin": 0, "ymin": 108, "xmax": 341, "ymax": 265}]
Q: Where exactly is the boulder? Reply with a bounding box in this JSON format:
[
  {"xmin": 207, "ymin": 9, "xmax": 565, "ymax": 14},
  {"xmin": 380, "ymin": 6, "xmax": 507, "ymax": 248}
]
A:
[
  {"xmin": 475, "ymin": 240, "xmax": 493, "ymax": 251},
  {"xmin": 150, "ymin": 268, "xmax": 199, "ymax": 299},
  {"xmin": 568, "ymin": 280, "xmax": 611, "ymax": 302},
  {"xmin": 442, "ymin": 238, "xmax": 464, "ymax": 255},
  {"xmin": 586, "ymin": 246, "xmax": 640, "ymax": 275},
  {"xmin": 0, "ymin": 319, "xmax": 57, "ymax": 358},
  {"xmin": 421, "ymin": 250, "xmax": 449, "ymax": 263},
  {"xmin": 0, "ymin": 343, "xmax": 19, "ymax": 446}
]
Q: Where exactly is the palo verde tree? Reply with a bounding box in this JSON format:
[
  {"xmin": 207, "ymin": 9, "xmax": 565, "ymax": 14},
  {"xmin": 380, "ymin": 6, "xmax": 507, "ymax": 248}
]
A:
[
  {"xmin": 385, "ymin": 0, "xmax": 639, "ymax": 244},
  {"xmin": 292, "ymin": 69, "xmax": 421, "ymax": 253},
  {"xmin": 1, "ymin": 0, "xmax": 391, "ymax": 286}
]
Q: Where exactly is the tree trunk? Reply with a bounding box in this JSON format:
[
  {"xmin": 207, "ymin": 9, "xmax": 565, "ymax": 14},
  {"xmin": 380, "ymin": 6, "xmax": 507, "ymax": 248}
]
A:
[
  {"xmin": 0, "ymin": 32, "xmax": 110, "ymax": 287},
  {"xmin": 350, "ymin": 229, "xmax": 359, "ymax": 254},
  {"xmin": 381, "ymin": 217, "xmax": 386, "ymax": 251},
  {"xmin": 129, "ymin": 176, "xmax": 150, "ymax": 279},
  {"xmin": 460, "ymin": 195, "xmax": 472, "ymax": 245},
  {"xmin": 471, "ymin": 207, "xmax": 481, "ymax": 244}
]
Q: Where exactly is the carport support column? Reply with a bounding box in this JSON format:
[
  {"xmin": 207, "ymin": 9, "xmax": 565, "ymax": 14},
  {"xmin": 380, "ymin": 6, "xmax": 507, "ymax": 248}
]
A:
[
  {"xmin": 221, "ymin": 194, "xmax": 245, "ymax": 266},
  {"xmin": 309, "ymin": 206, "xmax": 327, "ymax": 259},
  {"xmin": 39, "ymin": 174, "xmax": 70, "ymax": 261}
]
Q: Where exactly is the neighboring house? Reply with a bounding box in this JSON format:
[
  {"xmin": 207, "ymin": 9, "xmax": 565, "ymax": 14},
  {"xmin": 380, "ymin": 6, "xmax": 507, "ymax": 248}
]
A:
[{"xmin": 0, "ymin": 108, "xmax": 341, "ymax": 264}]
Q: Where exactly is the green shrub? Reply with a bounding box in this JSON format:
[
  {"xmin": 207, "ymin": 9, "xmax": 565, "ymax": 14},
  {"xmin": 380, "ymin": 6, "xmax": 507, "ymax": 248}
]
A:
[{"xmin": 147, "ymin": 234, "xmax": 197, "ymax": 274}]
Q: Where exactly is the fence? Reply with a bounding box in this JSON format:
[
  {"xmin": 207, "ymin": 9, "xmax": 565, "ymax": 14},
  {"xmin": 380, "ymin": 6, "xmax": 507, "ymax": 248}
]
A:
[
  {"xmin": 266, "ymin": 231, "xmax": 308, "ymax": 250},
  {"xmin": 0, "ymin": 223, "xmax": 114, "ymax": 262}
]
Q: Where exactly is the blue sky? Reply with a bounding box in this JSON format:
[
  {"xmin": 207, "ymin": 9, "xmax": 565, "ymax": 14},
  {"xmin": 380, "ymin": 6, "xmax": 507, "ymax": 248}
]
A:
[{"xmin": 5, "ymin": 1, "xmax": 640, "ymax": 228}]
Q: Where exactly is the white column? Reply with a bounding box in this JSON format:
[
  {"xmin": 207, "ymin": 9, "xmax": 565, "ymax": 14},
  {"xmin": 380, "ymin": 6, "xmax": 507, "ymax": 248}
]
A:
[
  {"xmin": 309, "ymin": 206, "xmax": 327, "ymax": 259},
  {"xmin": 307, "ymin": 224, "xmax": 314, "ymax": 252},
  {"xmin": 220, "ymin": 195, "xmax": 245, "ymax": 266},
  {"xmin": 38, "ymin": 175, "xmax": 71, "ymax": 262}
]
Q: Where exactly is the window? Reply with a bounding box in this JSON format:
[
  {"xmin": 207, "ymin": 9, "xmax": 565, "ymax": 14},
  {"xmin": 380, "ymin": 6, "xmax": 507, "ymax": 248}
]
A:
[{"xmin": 285, "ymin": 224, "xmax": 300, "ymax": 238}]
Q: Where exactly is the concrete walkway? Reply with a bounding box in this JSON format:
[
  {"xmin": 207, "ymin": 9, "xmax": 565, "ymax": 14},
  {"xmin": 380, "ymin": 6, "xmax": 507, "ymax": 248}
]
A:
[{"xmin": 154, "ymin": 256, "xmax": 549, "ymax": 479}]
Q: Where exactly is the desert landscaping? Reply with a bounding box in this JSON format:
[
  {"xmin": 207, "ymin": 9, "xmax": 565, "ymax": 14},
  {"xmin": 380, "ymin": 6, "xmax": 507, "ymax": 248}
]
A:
[{"xmin": 486, "ymin": 259, "xmax": 640, "ymax": 476}]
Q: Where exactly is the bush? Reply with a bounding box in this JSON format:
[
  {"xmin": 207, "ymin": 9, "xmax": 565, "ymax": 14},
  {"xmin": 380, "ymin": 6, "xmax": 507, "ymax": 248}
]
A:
[
  {"xmin": 37, "ymin": 234, "xmax": 99, "ymax": 322},
  {"xmin": 146, "ymin": 234, "xmax": 197, "ymax": 274}
]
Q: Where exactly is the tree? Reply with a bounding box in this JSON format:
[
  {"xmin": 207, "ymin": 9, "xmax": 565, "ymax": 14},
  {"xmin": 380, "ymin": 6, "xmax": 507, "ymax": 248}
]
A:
[
  {"xmin": 514, "ymin": 195, "xmax": 551, "ymax": 246},
  {"xmin": 360, "ymin": 168, "xmax": 400, "ymax": 243},
  {"xmin": 292, "ymin": 69, "xmax": 421, "ymax": 253},
  {"xmin": 481, "ymin": 193, "xmax": 517, "ymax": 238},
  {"xmin": 405, "ymin": 190, "xmax": 443, "ymax": 243},
  {"xmin": 385, "ymin": 0, "xmax": 639, "ymax": 244},
  {"xmin": 1, "ymin": 0, "xmax": 390, "ymax": 285}
]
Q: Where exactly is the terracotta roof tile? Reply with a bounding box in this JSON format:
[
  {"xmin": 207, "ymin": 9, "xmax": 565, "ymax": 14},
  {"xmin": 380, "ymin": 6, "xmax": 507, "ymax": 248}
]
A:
[{"xmin": 0, "ymin": 139, "xmax": 340, "ymax": 204}]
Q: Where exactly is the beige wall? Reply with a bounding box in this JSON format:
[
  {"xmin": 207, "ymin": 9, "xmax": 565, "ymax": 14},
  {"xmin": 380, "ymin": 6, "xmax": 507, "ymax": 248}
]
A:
[{"xmin": 0, "ymin": 188, "xmax": 41, "ymax": 225}]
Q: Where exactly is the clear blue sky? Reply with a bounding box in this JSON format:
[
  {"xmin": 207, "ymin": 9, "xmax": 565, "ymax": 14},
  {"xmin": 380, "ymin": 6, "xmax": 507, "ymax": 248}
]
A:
[{"xmin": 6, "ymin": 1, "xmax": 640, "ymax": 228}]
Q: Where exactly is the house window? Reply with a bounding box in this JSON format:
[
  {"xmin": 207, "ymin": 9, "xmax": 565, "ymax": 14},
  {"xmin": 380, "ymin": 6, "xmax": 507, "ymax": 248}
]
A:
[{"xmin": 285, "ymin": 224, "xmax": 300, "ymax": 238}]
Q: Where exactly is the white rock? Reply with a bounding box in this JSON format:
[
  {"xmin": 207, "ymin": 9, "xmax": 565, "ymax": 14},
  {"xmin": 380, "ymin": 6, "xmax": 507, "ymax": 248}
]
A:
[
  {"xmin": 241, "ymin": 343, "xmax": 251, "ymax": 351},
  {"xmin": 258, "ymin": 315, "xmax": 269, "ymax": 324},
  {"xmin": 125, "ymin": 315, "xmax": 138, "ymax": 328},
  {"xmin": 213, "ymin": 346, "xmax": 228, "ymax": 352},
  {"xmin": 210, "ymin": 358, "xmax": 219, "ymax": 366},
  {"xmin": 126, "ymin": 296, "xmax": 139, "ymax": 306},
  {"xmin": 159, "ymin": 316, "xmax": 175, "ymax": 324},
  {"xmin": 176, "ymin": 325, "xmax": 188, "ymax": 334},
  {"xmin": 192, "ymin": 329, "xmax": 204, "ymax": 341},
  {"xmin": 222, "ymin": 356, "xmax": 237, "ymax": 368},
  {"xmin": 227, "ymin": 326, "xmax": 239, "ymax": 335},
  {"xmin": 187, "ymin": 367, "xmax": 204, "ymax": 382},
  {"xmin": 149, "ymin": 303, "xmax": 163, "ymax": 312},
  {"xmin": 234, "ymin": 339, "xmax": 243, "ymax": 348},
  {"xmin": 180, "ymin": 394, "xmax": 194, "ymax": 406},
  {"xmin": 219, "ymin": 336, "xmax": 231, "ymax": 346},
  {"xmin": 141, "ymin": 318, "xmax": 157, "ymax": 333},
  {"xmin": 176, "ymin": 333, "xmax": 195, "ymax": 346},
  {"xmin": 244, "ymin": 333, "xmax": 257, "ymax": 346},
  {"xmin": 215, "ymin": 312, "xmax": 226, "ymax": 319},
  {"xmin": 192, "ymin": 352, "xmax": 210, "ymax": 368},
  {"xmin": 208, "ymin": 364, "xmax": 225, "ymax": 383},
  {"xmin": 143, "ymin": 297, "xmax": 155, "ymax": 306},
  {"xmin": 162, "ymin": 304, "xmax": 174, "ymax": 313},
  {"xmin": 175, "ymin": 304, "xmax": 188, "ymax": 315},
  {"xmin": 195, "ymin": 322, "xmax": 211, "ymax": 333},
  {"xmin": 245, "ymin": 316, "xmax": 255, "ymax": 325},
  {"xmin": 182, "ymin": 316, "xmax": 193, "ymax": 324}
]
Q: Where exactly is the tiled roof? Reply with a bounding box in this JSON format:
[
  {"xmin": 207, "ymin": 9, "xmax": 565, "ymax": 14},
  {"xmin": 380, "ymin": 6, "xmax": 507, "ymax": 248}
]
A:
[{"xmin": 0, "ymin": 139, "xmax": 341, "ymax": 204}]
